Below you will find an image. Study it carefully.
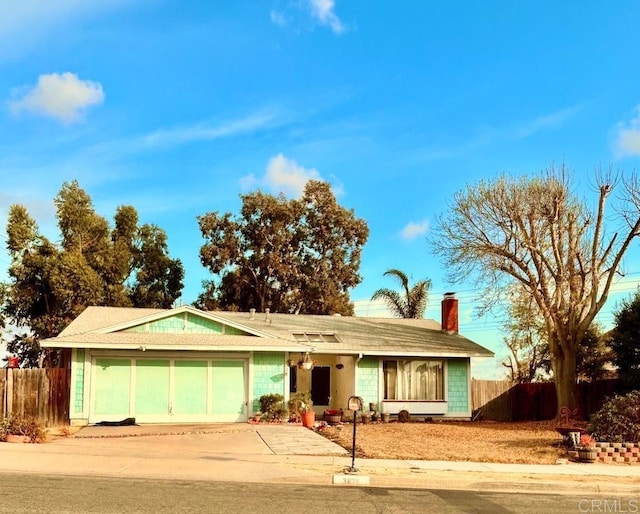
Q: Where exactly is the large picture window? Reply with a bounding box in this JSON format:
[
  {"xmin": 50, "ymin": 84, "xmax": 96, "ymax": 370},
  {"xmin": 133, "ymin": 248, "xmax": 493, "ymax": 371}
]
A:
[{"xmin": 383, "ymin": 360, "xmax": 444, "ymax": 401}]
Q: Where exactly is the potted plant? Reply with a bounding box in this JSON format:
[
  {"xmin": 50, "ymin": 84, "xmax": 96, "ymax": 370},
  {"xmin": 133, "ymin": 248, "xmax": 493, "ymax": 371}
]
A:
[
  {"xmin": 323, "ymin": 409, "xmax": 342, "ymax": 425},
  {"xmin": 289, "ymin": 391, "xmax": 315, "ymax": 428},
  {"xmin": 577, "ymin": 434, "xmax": 598, "ymax": 463}
]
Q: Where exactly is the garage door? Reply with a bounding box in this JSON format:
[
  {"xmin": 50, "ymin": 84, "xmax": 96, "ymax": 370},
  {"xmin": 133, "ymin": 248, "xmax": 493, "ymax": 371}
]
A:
[{"xmin": 89, "ymin": 357, "xmax": 247, "ymax": 423}]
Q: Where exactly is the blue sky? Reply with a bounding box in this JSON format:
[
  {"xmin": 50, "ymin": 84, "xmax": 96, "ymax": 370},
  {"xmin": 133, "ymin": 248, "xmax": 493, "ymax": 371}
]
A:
[{"xmin": 2, "ymin": 1, "xmax": 640, "ymax": 377}]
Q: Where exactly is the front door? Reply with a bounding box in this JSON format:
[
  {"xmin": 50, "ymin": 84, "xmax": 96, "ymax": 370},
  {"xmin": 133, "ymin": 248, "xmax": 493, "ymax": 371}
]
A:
[{"xmin": 311, "ymin": 366, "xmax": 331, "ymax": 406}]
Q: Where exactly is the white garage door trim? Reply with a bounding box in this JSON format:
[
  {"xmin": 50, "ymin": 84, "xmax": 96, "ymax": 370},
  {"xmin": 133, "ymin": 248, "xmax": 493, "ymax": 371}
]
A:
[{"xmin": 88, "ymin": 354, "xmax": 249, "ymax": 424}]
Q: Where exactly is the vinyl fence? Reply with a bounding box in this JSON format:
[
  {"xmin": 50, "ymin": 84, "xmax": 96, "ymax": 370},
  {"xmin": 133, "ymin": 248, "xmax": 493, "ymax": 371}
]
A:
[
  {"xmin": 1, "ymin": 368, "xmax": 70, "ymax": 426},
  {"xmin": 471, "ymin": 378, "xmax": 620, "ymax": 421}
]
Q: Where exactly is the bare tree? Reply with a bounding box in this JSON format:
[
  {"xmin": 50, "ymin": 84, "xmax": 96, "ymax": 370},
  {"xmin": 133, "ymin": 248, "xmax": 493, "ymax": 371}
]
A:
[
  {"xmin": 501, "ymin": 286, "xmax": 551, "ymax": 383},
  {"xmin": 433, "ymin": 165, "xmax": 640, "ymax": 415}
]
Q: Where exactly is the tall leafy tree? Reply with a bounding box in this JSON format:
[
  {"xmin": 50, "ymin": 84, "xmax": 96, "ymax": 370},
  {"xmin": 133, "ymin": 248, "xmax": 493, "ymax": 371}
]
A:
[
  {"xmin": 1, "ymin": 180, "xmax": 184, "ymax": 366},
  {"xmin": 197, "ymin": 180, "xmax": 369, "ymax": 315},
  {"xmin": 433, "ymin": 166, "xmax": 640, "ymax": 414},
  {"xmin": 610, "ymin": 289, "xmax": 640, "ymax": 392},
  {"xmin": 371, "ymin": 269, "xmax": 432, "ymax": 319}
]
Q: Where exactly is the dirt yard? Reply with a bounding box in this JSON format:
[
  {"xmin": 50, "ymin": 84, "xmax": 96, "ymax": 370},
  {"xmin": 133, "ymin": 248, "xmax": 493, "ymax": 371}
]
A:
[{"xmin": 320, "ymin": 419, "xmax": 571, "ymax": 464}]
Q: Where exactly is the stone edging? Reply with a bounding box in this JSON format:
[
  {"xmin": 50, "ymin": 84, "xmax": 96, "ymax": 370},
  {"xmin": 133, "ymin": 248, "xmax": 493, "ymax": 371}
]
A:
[{"xmin": 568, "ymin": 442, "xmax": 640, "ymax": 464}]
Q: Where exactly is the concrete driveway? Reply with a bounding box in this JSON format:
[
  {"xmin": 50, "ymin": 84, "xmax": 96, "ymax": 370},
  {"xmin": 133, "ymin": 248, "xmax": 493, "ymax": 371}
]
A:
[{"xmin": 63, "ymin": 423, "xmax": 348, "ymax": 457}]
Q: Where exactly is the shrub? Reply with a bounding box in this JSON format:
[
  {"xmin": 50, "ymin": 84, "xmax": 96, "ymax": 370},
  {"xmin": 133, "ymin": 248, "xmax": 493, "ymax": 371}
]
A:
[
  {"xmin": 398, "ymin": 409, "xmax": 411, "ymax": 423},
  {"xmin": 588, "ymin": 390, "xmax": 640, "ymax": 443},
  {"xmin": 0, "ymin": 419, "xmax": 8, "ymax": 442},
  {"xmin": 1, "ymin": 415, "xmax": 46, "ymax": 443},
  {"xmin": 258, "ymin": 393, "xmax": 285, "ymax": 421},
  {"xmin": 288, "ymin": 391, "xmax": 313, "ymax": 419}
]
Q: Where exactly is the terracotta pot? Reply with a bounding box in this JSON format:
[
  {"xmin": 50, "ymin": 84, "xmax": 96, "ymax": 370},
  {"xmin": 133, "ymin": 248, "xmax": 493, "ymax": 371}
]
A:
[
  {"xmin": 5, "ymin": 434, "xmax": 30, "ymax": 444},
  {"xmin": 301, "ymin": 410, "xmax": 316, "ymax": 428}
]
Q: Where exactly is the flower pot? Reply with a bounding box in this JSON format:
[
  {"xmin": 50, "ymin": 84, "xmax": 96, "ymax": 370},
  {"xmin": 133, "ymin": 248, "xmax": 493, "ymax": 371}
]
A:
[
  {"xmin": 361, "ymin": 413, "xmax": 371, "ymax": 424},
  {"xmin": 5, "ymin": 434, "xmax": 30, "ymax": 444},
  {"xmin": 578, "ymin": 448, "xmax": 598, "ymax": 463},
  {"xmin": 323, "ymin": 410, "xmax": 342, "ymax": 425},
  {"xmin": 301, "ymin": 410, "xmax": 316, "ymax": 428}
]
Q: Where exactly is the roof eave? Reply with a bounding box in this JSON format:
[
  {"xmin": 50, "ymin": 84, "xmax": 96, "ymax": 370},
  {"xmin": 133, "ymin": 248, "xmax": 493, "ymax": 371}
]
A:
[{"xmin": 40, "ymin": 341, "xmax": 311, "ymax": 352}]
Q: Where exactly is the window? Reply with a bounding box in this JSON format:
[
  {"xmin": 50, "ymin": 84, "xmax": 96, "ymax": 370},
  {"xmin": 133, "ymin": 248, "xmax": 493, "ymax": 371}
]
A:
[
  {"xmin": 383, "ymin": 360, "xmax": 444, "ymax": 401},
  {"xmin": 292, "ymin": 333, "xmax": 339, "ymax": 343}
]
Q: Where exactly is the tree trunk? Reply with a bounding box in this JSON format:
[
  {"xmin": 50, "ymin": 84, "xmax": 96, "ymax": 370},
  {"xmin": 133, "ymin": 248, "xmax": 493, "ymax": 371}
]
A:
[{"xmin": 552, "ymin": 348, "xmax": 578, "ymax": 418}]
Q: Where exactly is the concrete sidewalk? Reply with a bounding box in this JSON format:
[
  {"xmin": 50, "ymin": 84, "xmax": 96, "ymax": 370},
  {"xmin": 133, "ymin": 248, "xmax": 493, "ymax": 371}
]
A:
[{"xmin": 0, "ymin": 424, "xmax": 638, "ymax": 494}]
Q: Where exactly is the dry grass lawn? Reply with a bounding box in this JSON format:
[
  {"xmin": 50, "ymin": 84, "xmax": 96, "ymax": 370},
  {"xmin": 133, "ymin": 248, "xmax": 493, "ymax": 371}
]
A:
[{"xmin": 320, "ymin": 420, "xmax": 571, "ymax": 464}]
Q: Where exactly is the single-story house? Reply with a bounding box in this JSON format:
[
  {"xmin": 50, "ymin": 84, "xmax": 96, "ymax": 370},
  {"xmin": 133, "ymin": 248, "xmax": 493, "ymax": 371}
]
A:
[{"xmin": 41, "ymin": 293, "xmax": 493, "ymax": 426}]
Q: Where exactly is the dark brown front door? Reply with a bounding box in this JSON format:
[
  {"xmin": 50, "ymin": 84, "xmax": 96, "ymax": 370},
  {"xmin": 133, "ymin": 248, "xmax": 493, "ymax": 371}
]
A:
[{"xmin": 311, "ymin": 366, "xmax": 331, "ymax": 406}]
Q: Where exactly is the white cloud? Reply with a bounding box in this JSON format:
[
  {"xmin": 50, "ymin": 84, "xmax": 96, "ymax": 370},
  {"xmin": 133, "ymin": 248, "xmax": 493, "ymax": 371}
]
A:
[
  {"xmin": 512, "ymin": 105, "xmax": 579, "ymax": 139},
  {"xmin": 400, "ymin": 220, "xmax": 429, "ymax": 241},
  {"xmin": 265, "ymin": 154, "xmax": 321, "ymax": 197},
  {"xmin": 614, "ymin": 105, "xmax": 640, "ymax": 157},
  {"xmin": 241, "ymin": 154, "xmax": 324, "ymax": 197},
  {"xmin": 140, "ymin": 111, "xmax": 277, "ymax": 148},
  {"xmin": 308, "ymin": 0, "xmax": 345, "ymax": 34},
  {"xmin": 270, "ymin": 10, "xmax": 287, "ymax": 27},
  {"xmin": 9, "ymin": 72, "xmax": 104, "ymax": 124}
]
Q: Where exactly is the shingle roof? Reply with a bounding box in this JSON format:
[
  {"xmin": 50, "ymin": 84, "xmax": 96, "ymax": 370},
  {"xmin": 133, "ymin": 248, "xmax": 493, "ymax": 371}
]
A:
[{"xmin": 42, "ymin": 305, "xmax": 494, "ymax": 358}]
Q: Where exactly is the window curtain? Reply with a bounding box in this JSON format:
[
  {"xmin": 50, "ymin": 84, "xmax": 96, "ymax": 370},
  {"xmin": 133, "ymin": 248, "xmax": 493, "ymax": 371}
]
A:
[{"xmin": 384, "ymin": 360, "xmax": 444, "ymax": 400}]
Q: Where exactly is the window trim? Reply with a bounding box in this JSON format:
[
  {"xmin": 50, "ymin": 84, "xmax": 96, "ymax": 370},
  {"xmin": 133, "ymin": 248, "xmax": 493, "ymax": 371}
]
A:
[{"xmin": 382, "ymin": 358, "xmax": 445, "ymax": 402}]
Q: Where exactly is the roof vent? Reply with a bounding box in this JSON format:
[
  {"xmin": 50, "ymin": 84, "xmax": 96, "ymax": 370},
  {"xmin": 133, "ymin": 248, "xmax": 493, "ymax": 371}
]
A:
[
  {"xmin": 264, "ymin": 308, "xmax": 270, "ymax": 322},
  {"xmin": 249, "ymin": 308, "xmax": 256, "ymax": 320}
]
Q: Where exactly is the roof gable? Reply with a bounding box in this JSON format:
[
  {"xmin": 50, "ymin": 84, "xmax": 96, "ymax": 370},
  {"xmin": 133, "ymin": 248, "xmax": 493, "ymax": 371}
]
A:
[{"xmin": 122, "ymin": 312, "xmax": 252, "ymax": 336}]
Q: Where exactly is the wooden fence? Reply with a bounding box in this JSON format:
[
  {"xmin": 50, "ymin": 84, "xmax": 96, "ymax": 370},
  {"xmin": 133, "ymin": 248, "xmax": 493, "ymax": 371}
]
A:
[
  {"xmin": 1, "ymin": 368, "xmax": 70, "ymax": 426},
  {"xmin": 471, "ymin": 378, "xmax": 620, "ymax": 421}
]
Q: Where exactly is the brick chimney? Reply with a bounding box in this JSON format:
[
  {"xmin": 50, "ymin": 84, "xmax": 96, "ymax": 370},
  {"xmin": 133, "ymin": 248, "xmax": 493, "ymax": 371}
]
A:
[{"xmin": 441, "ymin": 292, "xmax": 458, "ymax": 334}]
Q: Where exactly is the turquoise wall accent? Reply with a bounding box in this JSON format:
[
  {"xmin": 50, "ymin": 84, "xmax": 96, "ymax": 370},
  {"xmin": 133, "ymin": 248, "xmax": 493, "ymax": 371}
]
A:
[
  {"xmin": 447, "ymin": 359, "xmax": 469, "ymax": 413},
  {"xmin": 252, "ymin": 352, "xmax": 286, "ymax": 413},
  {"xmin": 356, "ymin": 357, "xmax": 379, "ymax": 410},
  {"xmin": 123, "ymin": 313, "xmax": 251, "ymax": 335},
  {"xmin": 186, "ymin": 313, "xmax": 224, "ymax": 334},
  {"xmin": 73, "ymin": 349, "xmax": 85, "ymax": 414}
]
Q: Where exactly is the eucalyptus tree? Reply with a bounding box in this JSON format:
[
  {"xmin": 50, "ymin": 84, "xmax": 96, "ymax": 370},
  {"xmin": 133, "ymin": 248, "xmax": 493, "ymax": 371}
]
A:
[
  {"xmin": 197, "ymin": 180, "xmax": 369, "ymax": 315},
  {"xmin": 371, "ymin": 269, "xmax": 432, "ymax": 319},
  {"xmin": 2, "ymin": 180, "xmax": 184, "ymax": 366},
  {"xmin": 433, "ymin": 165, "xmax": 640, "ymax": 414}
]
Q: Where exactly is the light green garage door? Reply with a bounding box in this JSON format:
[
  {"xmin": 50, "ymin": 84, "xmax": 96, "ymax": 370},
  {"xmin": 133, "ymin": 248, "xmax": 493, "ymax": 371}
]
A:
[
  {"xmin": 90, "ymin": 357, "xmax": 247, "ymax": 423},
  {"xmin": 174, "ymin": 360, "xmax": 208, "ymax": 415},
  {"xmin": 212, "ymin": 361, "xmax": 245, "ymax": 415},
  {"xmin": 135, "ymin": 360, "xmax": 170, "ymax": 416},
  {"xmin": 93, "ymin": 358, "xmax": 131, "ymax": 418}
]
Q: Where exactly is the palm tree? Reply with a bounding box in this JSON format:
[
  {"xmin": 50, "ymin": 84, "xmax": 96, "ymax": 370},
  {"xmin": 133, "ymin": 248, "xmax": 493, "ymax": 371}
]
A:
[{"xmin": 371, "ymin": 269, "xmax": 432, "ymax": 319}]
